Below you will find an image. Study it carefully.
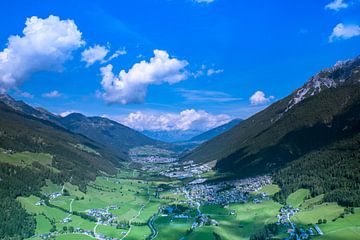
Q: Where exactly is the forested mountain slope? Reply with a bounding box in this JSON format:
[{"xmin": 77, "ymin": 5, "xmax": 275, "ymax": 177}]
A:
[{"xmin": 183, "ymin": 56, "xmax": 360, "ymax": 206}]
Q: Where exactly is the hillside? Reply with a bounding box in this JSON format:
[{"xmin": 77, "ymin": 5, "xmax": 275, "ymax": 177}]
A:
[
  {"xmin": 0, "ymin": 94, "xmax": 170, "ymax": 160},
  {"xmin": 59, "ymin": 113, "xmax": 170, "ymax": 160},
  {"xmin": 190, "ymin": 118, "xmax": 242, "ymax": 142},
  {"xmin": 174, "ymin": 119, "xmax": 242, "ymax": 151},
  {"xmin": 0, "ymin": 101, "xmax": 122, "ymax": 185},
  {"xmin": 183, "ymin": 56, "xmax": 360, "ymax": 205},
  {"xmin": 142, "ymin": 129, "xmax": 203, "ymax": 143},
  {"xmin": 0, "ymin": 101, "xmax": 124, "ymax": 239}
]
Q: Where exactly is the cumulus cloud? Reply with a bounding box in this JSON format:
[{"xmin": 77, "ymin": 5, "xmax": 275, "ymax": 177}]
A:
[
  {"xmin": 81, "ymin": 45, "xmax": 127, "ymax": 67},
  {"xmin": 329, "ymin": 23, "xmax": 360, "ymax": 42},
  {"xmin": 99, "ymin": 49, "xmax": 189, "ymax": 104},
  {"xmin": 325, "ymin": 0, "xmax": 348, "ymax": 11},
  {"xmin": 42, "ymin": 90, "xmax": 62, "ymax": 98},
  {"xmin": 81, "ymin": 45, "xmax": 109, "ymax": 67},
  {"xmin": 114, "ymin": 109, "xmax": 231, "ymax": 131},
  {"xmin": 249, "ymin": 91, "xmax": 274, "ymax": 105},
  {"xmin": 0, "ymin": 15, "xmax": 84, "ymax": 92}
]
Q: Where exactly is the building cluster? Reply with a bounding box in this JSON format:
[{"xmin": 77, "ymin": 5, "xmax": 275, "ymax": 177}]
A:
[
  {"xmin": 192, "ymin": 214, "xmax": 219, "ymax": 229},
  {"xmin": 85, "ymin": 205, "xmax": 119, "ymax": 225},
  {"xmin": 277, "ymin": 206, "xmax": 324, "ymax": 240},
  {"xmin": 180, "ymin": 175, "xmax": 272, "ymax": 206},
  {"xmin": 161, "ymin": 162, "xmax": 212, "ymax": 179},
  {"xmin": 129, "ymin": 145, "xmax": 177, "ymax": 164},
  {"xmin": 277, "ymin": 206, "xmax": 300, "ymax": 225}
]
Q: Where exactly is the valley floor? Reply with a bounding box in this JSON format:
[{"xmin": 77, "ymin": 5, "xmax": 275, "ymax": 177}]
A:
[
  {"xmin": 15, "ymin": 168, "xmax": 360, "ymax": 240},
  {"xmin": 4, "ymin": 150, "xmax": 359, "ymax": 240}
]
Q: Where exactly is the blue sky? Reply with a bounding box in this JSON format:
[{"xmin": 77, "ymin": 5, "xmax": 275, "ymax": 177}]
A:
[{"xmin": 0, "ymin": 0, "xmax": 359, "ymax": 131}]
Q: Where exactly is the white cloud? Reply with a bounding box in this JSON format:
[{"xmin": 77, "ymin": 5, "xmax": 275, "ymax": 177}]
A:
[
  {"xmin": 329, "ymin": 23, "xmax": 360, "ymax": 42},
  {"xmin": 207, "ymin": 68, "xmax": 224, "ymax": 76},
  {"xmin": 193, "ymin": 0, "xmax": 215, "ymax": 3},
  {"xmin": 193, "ymin": 65, "xmax": 223, "ymax": 78},
  {"xmin": 325, "ymin": 0, "xmax": 348, "ymax": 11},
  {"xmin": 0, "ymin": 15, "xmax": 84, "ymax": 92},
  {"xmin": 15, "ymin": 90, "xmax": 34, "ymax": 99},
  {"xmin": 99, "ymin": 49, "xmax": 189, "ymax": 104},
  {"xmin": 249, "ymin": 91, "xmax": 274, "ymax": 105},
  {"xmin": 107, "ymin": 48, "xmax": 127, "ymax": 62},
  {"xmin": 113, "ymin": 109, "xmax": 231, "ymax": 131},
  {"xmin": 177, "ymin": 88, "xmax": 241, "ymax": 102},
  {"xmin": 81, "ymin": 45, "xmax": 127, "ymax": 67},
  {"xmin": 59, "ymin": 110, "xmax": 76, "ymax": 117},
  {"xmin": 81, "ymin": 45, "xmax": 109, "ymax": 67},
  {"xmin": 42, "ymin": 90, "xmax": 62, "ymax": 98}
]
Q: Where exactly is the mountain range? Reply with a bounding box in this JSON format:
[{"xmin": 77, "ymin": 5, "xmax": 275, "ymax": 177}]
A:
[
  {"xmin": 0, "ymin": 94, "xmax": 169, "ymax": 161},
  {"xmin": 183, "ymin": 56, "xmax": 360, "ymax": 205}
]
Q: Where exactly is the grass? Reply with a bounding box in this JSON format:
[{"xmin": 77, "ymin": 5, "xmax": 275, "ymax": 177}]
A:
[
  {"xmin": 292, "ymin": 202, "xmax": 344, "ymax": 225},
  {"xmin": 290, "ymin": 200, "xmax": 360, "ymax": 240},
  {"xmin": 256, "ymin": 184, "xmax": 281, "ymax": 196},
  {"xmin": 71, "ymin": 143, "xmax": 100, "ymax": 156},
  {"xmin": 155, "ymin": 216, "xmax": 193, "ymax": 240},
  {"xmin": 19, "ymin": 171, "xmax": 172, "ymax": 239},
  {"xmin": 286, "ymin": 188, "xmax": 310, "ymax": 207},
  {"xmin": 34, "ymin": 214, "xmax": 52, "ymax": 234},
  {"xmin": 312, "ymin": 208, "xmax": 360, "ymax": 240},
  {"xmin": 17, "ymin": 168, "xmax": 360, "ymax": 240},
  {"xmin": 182, "ymin": 200, "xmax": 282, "ymax": 240},
  {"xmin": 55, "ymin": 234, "xmax": 94, "ymax": 239},
  {"xmin": 0, "ymin": 151, "xmax": 58, "ymax": 172},
  {"xmin": 301, "ymin": 194, "xmax": 324, "ymax": 209}
]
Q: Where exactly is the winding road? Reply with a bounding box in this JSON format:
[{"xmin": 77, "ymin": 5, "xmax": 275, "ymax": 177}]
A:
[{"xmin": 119, "ymin": 185, "xmax": 151, "ymax": 240}]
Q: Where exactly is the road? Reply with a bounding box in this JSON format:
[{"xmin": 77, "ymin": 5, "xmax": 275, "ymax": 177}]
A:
[
  {"xmin": 69, "ymin": 198, "xmax": 74, "ymax": 213},
  {"xmin": 120, "ymin": 185, "xmax": 151, "ymax": 240}
]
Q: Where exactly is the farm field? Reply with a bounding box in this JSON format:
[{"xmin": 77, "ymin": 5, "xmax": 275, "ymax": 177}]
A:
[
  {"xmin": 16, "ymin": 170, "xmax": 360, "ymax": 240},
  {"xmin": 286, "ymin": 188, "xmax": 310, "ymax": 208},
  {"xmin": 287, "ymin": 189, "xmax": 360, "ymax": 240},
  {"xmin": 18, "ymin": 169, "xmax": 171, "ymax": 240}
]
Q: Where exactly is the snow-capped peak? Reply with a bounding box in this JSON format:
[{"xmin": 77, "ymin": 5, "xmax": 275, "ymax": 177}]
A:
[{"xmin": 285, "ymin": 56, "xmax": 360, "ymax": 112}]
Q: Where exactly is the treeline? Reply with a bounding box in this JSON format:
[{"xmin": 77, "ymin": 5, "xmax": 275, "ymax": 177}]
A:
[
  {"xmin": 0, "ymin": 163, "xmax": 63, "ymax": 239},
  {"xmin": 249, "ymin": 223, "xmax": 280, "ymax": 240},
  {"xmin": 274, "ymin": 134, "xmax": 360, "ymax": 207}
]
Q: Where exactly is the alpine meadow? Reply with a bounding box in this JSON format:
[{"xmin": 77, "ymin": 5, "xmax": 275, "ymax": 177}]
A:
[{"xmin": 0, "ymin": 1, "xmax": 360, "ymax": 240}]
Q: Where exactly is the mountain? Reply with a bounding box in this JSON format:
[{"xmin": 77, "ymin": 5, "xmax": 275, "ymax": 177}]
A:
[
  {"xmin": 172, "ymin": 119, "xmax": 243, "ymax": 151},
  {"xmin": 0, "ymin": 100, "xmax": 122, "ymax": 185},
  {"xmin": 183, "ymin": 56, "xmax": 360, "ymax": 206},
  {"xmin": 0, "ymin": 94, "xmax": 169, "ymax": 160},
  {"xmin": 189, "ymin": 119, "xmax": 242, "ymax": 142},
  {"xmin": 59, "ymin": 113, "xmax": 171, "ymax": 160},
  {"xmin": 142, "ymin": 129, "xmax": 203, "ymax": 143},
  {"xmin": 0, "ymin": 97, "xmax": 129, "ymax": 239},
  {"xmin": 0, "ymin": 94, "xmax": 59, "ymax": 123}
]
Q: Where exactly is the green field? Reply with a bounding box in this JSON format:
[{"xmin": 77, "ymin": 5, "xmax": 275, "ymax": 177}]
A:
[
  {"xmin": 286, "ymin": 188, "xmax": 360, "ymax": 240},
  {"xmin": 0, "ymin": 150, "xmax": 56, "ymax": 169},
  {"xmin": 17, "ymin": 176, "xmax": 360, "ymax": 240},
  {"xmin": 154, "ymin": 199, "xmax": 282, "ymax": 240},
  {"xmin": 286, "ymin": 188, "xmax": 310, "ymax": 207},
  {"xmin": 256, "ymin": 184, "xmax": 281, "ymax": 196}
]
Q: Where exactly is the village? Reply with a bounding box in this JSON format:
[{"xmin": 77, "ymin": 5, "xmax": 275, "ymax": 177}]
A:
[{"xmin": 178, "ymin": 175, "xmax": 272, "ymax": 206}]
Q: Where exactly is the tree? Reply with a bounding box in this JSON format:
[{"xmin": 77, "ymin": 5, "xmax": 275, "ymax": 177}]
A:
[{"xmin": 318, "ymin": 219, "xmax": 323, "ymax": 224}]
